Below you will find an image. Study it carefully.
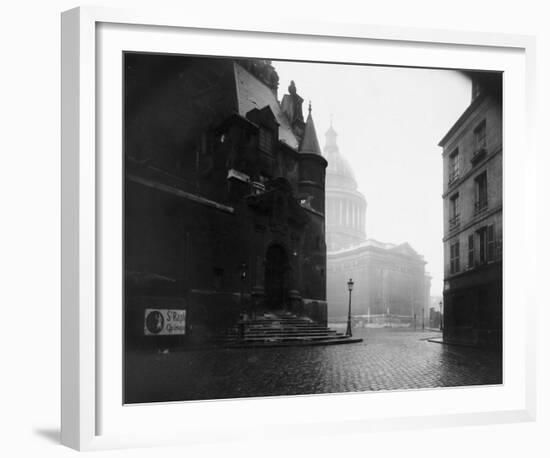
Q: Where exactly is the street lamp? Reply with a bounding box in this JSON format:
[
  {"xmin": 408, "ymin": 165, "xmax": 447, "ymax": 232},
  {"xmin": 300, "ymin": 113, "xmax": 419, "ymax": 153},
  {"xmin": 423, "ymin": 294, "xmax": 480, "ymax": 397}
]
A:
[{"xmin": 346, "ymin": 278, "xmax": 354, "ymax": 337}]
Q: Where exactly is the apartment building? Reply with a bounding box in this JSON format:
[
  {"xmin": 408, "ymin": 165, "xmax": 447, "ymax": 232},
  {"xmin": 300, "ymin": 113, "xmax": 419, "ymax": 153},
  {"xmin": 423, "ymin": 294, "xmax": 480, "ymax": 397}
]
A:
[{"xmin": 439, "ymin": 72, "xmax": 503, "ymax": 348}]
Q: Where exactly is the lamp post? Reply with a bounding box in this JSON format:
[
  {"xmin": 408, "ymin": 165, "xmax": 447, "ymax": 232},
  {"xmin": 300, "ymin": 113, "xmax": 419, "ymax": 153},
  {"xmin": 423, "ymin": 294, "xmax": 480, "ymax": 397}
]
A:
[
  {"xmin": 346, "ymin": 278, "xmax": 354, "ymax": 337},
  {"xmin": 439, "ymin": 300, "xmax": 443, "ymax": 331}
]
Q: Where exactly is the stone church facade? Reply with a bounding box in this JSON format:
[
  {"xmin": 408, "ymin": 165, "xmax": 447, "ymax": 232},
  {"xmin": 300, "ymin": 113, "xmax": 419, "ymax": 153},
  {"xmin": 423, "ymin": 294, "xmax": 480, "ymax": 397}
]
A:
[{"xmin": 124, "ymin": 54, "xmax": 327, "ymax": 346}]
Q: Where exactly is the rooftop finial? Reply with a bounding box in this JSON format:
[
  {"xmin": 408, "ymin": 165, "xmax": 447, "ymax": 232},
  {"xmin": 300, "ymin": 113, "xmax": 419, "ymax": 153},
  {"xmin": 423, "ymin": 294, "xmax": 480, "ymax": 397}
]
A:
[
  {"xmin": 299, "ymin": 102, "xmax": 322, "ymax": 156},
  {"xmin": 308, "ymin": 100, "xmax": 312, "ymax": 116},
  {"xmin": 289, "ymin": 80, "xmax": 297, "ymax": 95}
]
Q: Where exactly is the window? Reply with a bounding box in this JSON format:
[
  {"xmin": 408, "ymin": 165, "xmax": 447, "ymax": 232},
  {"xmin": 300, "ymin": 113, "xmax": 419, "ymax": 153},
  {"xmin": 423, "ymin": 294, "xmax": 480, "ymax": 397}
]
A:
[
  {"xmin": 474, "ymin": 171, "xmax": 488, "ymax": 213},
  {"xmin": 258, "ymin": 127, "xmax": 274, "ymax": 155},
  {"xmin": 448, "ymin": 149, "xmax": 459, "ymax": 184},
  {"xmin": 449, "ymin": 193, "xmax": 460, "ymax": 228},
  {"xmin": 468, "ymin": 234, "xmax": 474, "ymax": 269},
  {"xmin": 474, "ymin": 120, "xmax": 487, "ymax": 152},
  {"xmin": 450, "ymin": 241, "xmax": 460, "ymax": 275},
  {"xmin": 477, "ymin": 227, "xmax": 487, "ymax": 265},
  {"xmin": 487, "ymin": 224, "xmax": 495, "ymax": 262}
]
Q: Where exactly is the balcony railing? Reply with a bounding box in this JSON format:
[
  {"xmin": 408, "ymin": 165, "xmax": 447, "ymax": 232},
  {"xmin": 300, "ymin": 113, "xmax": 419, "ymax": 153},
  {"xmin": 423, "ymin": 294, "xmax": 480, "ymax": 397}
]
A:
[
  {"xmin": 471, "ymin": 147, "xmax": 487, "ymax": 165},
  {"xmin": 448, "ymin": 171, "xmax": 459, "ymax": 185},
  {"xmin": 475, "ymin": 200, "xmax": 488, "ymax": 214},
  {"xmin": 449, "ymin": 214, "xmax": 460, "ymax": 228}
]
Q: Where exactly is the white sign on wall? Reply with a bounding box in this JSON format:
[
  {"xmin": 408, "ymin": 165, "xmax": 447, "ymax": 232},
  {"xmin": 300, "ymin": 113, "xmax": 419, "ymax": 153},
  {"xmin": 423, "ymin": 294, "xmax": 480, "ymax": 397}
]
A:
[{"xmin": 144, "ymin": 309, "xmax": 186, "ymax": 336}]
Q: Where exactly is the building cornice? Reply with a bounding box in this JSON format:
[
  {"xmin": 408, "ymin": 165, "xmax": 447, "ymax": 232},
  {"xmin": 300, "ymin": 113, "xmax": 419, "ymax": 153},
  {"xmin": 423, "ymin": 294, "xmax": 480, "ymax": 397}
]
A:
[
  {"xmin": 443, "ymin": 260, "xmax": 502, "ymax": 283},
  {"xmin": 438, "ymin": 95, "xmax": 485, "ymax": 147},
  {"xmin": 299, "ymin": 180, "xmax": 324, "ymax": 191},
  {"xmin": 325, "ymin": 187, "xmax": 367, "ymax": 202},
  {"xmin": 127, "ymin": 174, "xmax": 235, "ymax": 214},
  {"xmin": 298, "ymin": 152, "xmax": 328, "ymax": 167},
  {"xmin": 328, "ymin": 244, "xmax": 426, "ymax": 265},
  {"xmin": 443, "ymin": 204, "xmax": 502, "ymax": 242},
  {"xmin": 301, "ymin": 204, "xmax": 324, "ymax": 218}
]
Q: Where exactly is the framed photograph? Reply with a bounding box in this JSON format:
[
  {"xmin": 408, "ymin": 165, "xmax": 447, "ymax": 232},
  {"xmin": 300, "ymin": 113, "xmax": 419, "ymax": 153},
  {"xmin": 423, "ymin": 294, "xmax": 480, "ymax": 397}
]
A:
[{"xmin": 61, "ymin": 6, "xmax": 536, "ymax": 451}]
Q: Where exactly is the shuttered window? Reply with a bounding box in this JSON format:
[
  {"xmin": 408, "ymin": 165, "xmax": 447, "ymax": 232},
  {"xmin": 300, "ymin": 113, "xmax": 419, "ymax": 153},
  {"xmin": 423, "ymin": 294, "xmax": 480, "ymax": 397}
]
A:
[
  {"xmin": 487, "ymin": 225, "xmax": 495, "ymax": 262},
  {"xmin": 450, "ymin": 241, "xmax": 460, "ymax": 275},
  {"xmin": 474, "ymin": 119, "xmax": 487, "ymax": 151},
  {"xmin": 449, "ymin": 149, "xmax": 459, "ymax": 183}
]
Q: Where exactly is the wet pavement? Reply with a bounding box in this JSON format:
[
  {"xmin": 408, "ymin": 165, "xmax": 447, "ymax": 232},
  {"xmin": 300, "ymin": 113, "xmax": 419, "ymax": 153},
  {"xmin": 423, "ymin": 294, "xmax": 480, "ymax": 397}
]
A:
[{"xmin": 125, "ymin": 327, "xmax": 503, "ymax": 404}]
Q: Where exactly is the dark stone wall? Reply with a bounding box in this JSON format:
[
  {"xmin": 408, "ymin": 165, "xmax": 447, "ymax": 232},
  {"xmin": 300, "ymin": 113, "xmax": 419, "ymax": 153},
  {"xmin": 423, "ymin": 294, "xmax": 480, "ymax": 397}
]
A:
[
  {"xmin": 125, "ymin": 177, "xmax": 327, "ymax": 345},
  {"xmin": 125, "ymin": 54, "xmax": 237, "ymax": 185},
  {"xmin": 443, "ymin": 261, "xmax": 502, "ymax": 348},
  {"xmin": 124, "ymin": 54, "xmax": 327, "ymax": 346}
]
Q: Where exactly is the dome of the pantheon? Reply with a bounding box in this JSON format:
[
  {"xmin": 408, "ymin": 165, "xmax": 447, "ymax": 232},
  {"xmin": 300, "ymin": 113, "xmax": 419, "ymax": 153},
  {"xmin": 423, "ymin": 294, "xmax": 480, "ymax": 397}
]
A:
[
  {"xmin": 324, "ymin": 125, "xmax": 358, "ymax": 190},
  {"xmin": 323, "ymin": 123, "xmax": 367, "ymax": 251}
]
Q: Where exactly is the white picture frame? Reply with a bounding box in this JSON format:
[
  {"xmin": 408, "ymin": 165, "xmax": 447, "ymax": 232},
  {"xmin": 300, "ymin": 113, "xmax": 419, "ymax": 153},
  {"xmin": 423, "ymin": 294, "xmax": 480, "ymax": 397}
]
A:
[{"xmin": 61, "ymin": 6, "xmax": 537, "ymax": 451}]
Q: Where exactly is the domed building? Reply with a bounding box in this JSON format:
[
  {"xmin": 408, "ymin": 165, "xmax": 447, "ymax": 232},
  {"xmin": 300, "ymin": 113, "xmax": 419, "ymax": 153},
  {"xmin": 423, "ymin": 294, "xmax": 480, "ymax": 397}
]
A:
[
  {"xmin": 324, "ymin": 124, "xmax": 367, "ymax": 251},
  {"xmin": 324, "ymin": 124, "xmax": 431, "ymax": 324}
]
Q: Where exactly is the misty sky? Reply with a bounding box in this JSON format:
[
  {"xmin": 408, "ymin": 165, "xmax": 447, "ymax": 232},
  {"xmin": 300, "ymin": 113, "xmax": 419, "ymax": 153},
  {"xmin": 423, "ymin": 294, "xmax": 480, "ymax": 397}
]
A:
[{"xmin": 273, "ymin": 60, "xmax": 471, "ymax": 297}]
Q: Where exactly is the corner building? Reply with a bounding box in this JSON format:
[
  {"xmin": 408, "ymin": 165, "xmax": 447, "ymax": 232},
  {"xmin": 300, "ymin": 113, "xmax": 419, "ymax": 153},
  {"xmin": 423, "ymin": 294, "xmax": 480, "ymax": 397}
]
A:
[
  {"xmin": 439, "ymin": 72, "xmax": 503, "ymax": 348},
  {"xmin": 124, "ymin": 55, "xmax": 327, "ymax": 345}
]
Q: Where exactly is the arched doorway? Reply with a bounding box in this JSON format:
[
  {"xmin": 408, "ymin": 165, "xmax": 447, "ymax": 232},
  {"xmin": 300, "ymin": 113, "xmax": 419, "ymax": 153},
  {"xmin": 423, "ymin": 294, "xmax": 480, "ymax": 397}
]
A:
[{"xmin": 265, "ymin": 244, "xmax": 289, "ymax": 310}]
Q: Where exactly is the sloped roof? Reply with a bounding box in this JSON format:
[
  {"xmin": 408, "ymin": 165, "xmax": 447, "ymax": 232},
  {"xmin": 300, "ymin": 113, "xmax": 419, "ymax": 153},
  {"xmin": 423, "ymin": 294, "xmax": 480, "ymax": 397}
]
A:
[
  {"xmin": 234, "ymin": 63, "xmax": 299, "ymax": 150},
  {"xmin": 300, "ymin": 109, "xmax": 322, "ymax": 155},
  {"xmin": 388, "ymin": 242, "xmax": 422, "ymax": 258}
]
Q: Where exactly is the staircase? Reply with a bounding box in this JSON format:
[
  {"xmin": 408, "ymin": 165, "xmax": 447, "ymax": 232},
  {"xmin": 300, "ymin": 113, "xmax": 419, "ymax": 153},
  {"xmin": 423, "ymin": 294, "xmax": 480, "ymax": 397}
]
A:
[{"xmin": 217, "ymin": 312, "xmax": 362, "ymax": 347}]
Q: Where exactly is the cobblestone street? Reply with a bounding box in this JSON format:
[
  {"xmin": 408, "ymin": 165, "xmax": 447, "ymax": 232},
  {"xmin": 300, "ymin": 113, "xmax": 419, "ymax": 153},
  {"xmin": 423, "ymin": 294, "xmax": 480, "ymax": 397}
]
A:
[{"xmin": 125, "ymin": 327, "xmax": 503, "ymax": 404}]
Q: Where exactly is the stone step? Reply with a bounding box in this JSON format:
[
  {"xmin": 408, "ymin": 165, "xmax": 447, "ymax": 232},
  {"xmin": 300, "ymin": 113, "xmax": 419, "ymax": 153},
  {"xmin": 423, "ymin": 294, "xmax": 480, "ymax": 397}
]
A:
[
  {"xmin": 230, "ymin": 329, "xmax": 337, "ymax": 335},
  {"xmin": 218, "ymin": 337, "xmax": 362, "ymax": 348},
  {"xmin": 216, "ymin": 312, "xmax": 361, "ymax": 348},
  {"xmin": 240, "ymin": 314, "xmax": 308, "ymax": 319},
  {"xmin": 233, "ymin": 323, "xmax": 328, "ymax": 329},
  {"xmin": 243, "ymin": 320, "xmax": 324, "ymax": 325},
  {"xmin": 240, "ymin": 328, "xmax": 336, "ymax": 334},
  {"xmin": 227, "ymin": 334, "xmax": 343, "ymax": 341},
  {"xmin": 219, "ymin": 334, "xmax": 350, "ymax": 343},
  {"xmin": 231, "ymin": 330, "xmax": 339, "ymax": 336},
  {"xmin": 238, "ymin": 320, "xmax": 315, "ymax": 326},
  {"xmin": 234, "ymin": 326, "xmax": 334, "ymax": 332},
  {"xmin": 222, "ymin": 330, "xmax": 345, "ymax": 338},
  {"xmin": 238, "ymin": 322, "xmax": 325, "ymax": 327}
]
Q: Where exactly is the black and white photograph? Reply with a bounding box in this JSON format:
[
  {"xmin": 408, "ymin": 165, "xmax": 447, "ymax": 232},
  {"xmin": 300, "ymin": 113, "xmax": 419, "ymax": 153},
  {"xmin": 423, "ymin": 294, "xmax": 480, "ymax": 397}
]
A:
[
  {"xmin": 124, "ymin": 53, "xmax": 503, "ymax": 404},
  {"xmin": 5, "ymin": 0, "xmax": 550, "ymax": 455}
]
